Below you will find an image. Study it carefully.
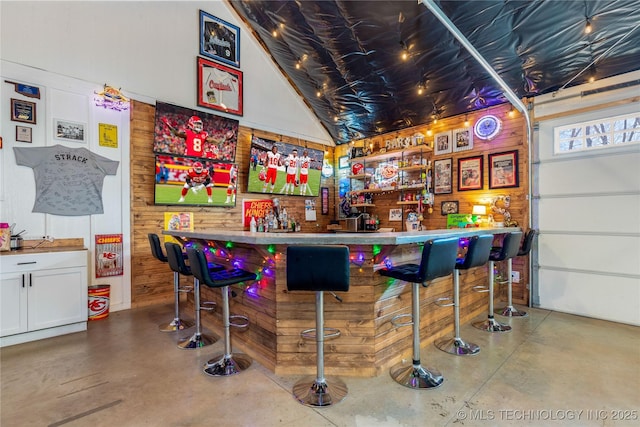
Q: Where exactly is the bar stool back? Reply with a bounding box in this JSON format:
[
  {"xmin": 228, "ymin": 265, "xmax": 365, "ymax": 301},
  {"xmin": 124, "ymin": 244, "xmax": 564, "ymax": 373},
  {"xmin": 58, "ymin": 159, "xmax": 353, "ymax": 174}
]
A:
[
  {"xmin": 473, "ymin": 231, "xmax": 522, "ymax": 332},
  {"xmin": 495, "ymin": 229, "xmax": 537, "ymax": 317},
  {"xmin": 165, "ymin": 242, "xmax": 219, "ymax": 349},
  {"xmin": 435, "ymin": 234, "xmax": 493, "ymax": 355},
  {"xmin": 148, "ymin": 233, "xmax": 194, "ymax": 332},
  {"xmin": 286, "ymin": 245, "xmax": 350, "ymax": 407},
  {"xmin": 379, "ymin": 238, "xmax": 459, "ymax": 389},
  {"xmin": 187, "ymin": 247, "xmax": 257, "ymax": 376}
]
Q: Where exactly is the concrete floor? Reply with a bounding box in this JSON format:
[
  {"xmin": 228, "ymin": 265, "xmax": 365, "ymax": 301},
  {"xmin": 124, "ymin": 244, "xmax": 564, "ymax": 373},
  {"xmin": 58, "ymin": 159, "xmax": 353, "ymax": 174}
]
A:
[{"xmin": 1, "ymin": 304, "xmax": 638, "ymax": 427}]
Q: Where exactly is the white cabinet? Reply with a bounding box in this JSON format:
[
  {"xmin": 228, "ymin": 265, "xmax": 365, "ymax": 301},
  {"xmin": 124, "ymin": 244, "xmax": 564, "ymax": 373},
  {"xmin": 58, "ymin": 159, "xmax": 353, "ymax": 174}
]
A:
[{"xmin": 0, "ymin": 250, "xmax": 88, "ymax": 347}]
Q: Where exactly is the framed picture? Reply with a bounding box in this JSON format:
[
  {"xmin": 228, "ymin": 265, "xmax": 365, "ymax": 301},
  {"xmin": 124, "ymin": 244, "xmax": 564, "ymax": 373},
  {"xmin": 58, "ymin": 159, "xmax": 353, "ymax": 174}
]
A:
[
  {"xmin": 321, "ymin": 187, "xmax": 329, "ymax": 214},
  {"xmin": 338, "ymin": 155, "xmax": 349, "ymax": 169},
  {"xmin": 389, "ymin": 208, "xmax": 403, "ymax": 222},
  {"xmin": 11, "ymin": 98, "xmax": 36, "ymax": 124},
  {"xmin": 197, "ymin": 56, "xmax": 243, "ymax": 116},
  {"xmin": 489, "ymin": 150, "xmax": 519, "ymax": 189},
  {"xmin": 434, "ymin": 131, "xmax": 452, "ymax": 155},
  {"xmin": 16, "ymin": 126, "xmax": 32, "ymax": 143},
  {"xmin": 433, "ymin": 158, "xmax": 453, "ymax": 194},
  {"xmin": 440, "ymin": 200, "xmax": 459, "ymax": 216},
  {"xmin": 453, "ymin": 127, "xmax": 473, "ymax": 152},
  {"xmin": 199, "ymin": 10, "xmax": 240, "ymax": 68},
  {"xmin": 54, "ymin": 118, "xmax": 86, "ymax": 143},
  {"xmin": 458, "ymin": 155, "xmax": 483, "ymax": 191}
]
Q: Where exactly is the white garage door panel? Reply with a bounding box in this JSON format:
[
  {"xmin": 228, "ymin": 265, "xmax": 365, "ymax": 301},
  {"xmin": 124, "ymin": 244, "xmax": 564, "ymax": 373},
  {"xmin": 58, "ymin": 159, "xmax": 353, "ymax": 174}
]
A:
[
  {"xmin": 539, "ymin": 235, "xmax": 640, "ymax": 276},
  {"xmin": 539, "ymin": 269, "xmax": 640, "ymax": 326},
  {"xmin": 539, "ymin": 196, "xmax": 640, "ymax": 233},
  {"xmin": 539, "ymin": 152, "xmax": 640, "ymax": 195}
]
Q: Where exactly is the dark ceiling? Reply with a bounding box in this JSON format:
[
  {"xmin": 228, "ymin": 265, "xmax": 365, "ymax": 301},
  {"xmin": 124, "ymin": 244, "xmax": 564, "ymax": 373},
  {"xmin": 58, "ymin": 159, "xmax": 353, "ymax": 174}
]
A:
[{"xmin": 228, "ymin": 0, "xmax": 640, "ymax": 145}]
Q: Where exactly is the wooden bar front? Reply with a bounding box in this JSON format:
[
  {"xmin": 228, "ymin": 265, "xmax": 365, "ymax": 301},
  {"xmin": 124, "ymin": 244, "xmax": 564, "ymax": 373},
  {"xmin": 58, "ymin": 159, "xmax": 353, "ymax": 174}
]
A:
[{"xmin": 165, "ymin": 228, "xmax": 519, "ymax": 377}]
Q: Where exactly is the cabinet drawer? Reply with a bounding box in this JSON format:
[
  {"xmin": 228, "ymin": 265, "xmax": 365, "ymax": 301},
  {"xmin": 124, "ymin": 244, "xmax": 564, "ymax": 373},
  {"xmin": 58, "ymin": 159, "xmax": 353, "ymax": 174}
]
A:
[{"xmin": 0, "ymin": 251, "xmax": 87, "ymax": 273}]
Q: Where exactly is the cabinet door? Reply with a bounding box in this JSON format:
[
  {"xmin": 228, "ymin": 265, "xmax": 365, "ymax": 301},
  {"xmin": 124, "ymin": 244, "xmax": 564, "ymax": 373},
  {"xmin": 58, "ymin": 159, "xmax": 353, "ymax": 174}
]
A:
[
  {"xmin": 28, "ymin": 267, "xmax": 88, "ymax": 331},
  {"xmin": 0, "ymin": 272, "xmax": 28, "ymax": 336}
]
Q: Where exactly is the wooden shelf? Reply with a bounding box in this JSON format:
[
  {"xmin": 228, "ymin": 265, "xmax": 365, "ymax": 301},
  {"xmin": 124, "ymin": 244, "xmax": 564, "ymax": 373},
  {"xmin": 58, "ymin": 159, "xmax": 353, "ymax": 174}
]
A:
[
  {"xmin": 351, "ymin": 203, "xmax": 376, "ymax": 207},
  {"xmin": 398, "ymin": 165, "xmax": 428, "ymax": 172},
  {"xmin": 396, "ymin": 201, "xmax": 419, "ymax": 205},
  {"xmin": 348, "ymin": 173, "xmax": 372, "ymax": 179},
  {"xmin": 350, "ymin": 188, "xmax": 384, "ymax": 195}
]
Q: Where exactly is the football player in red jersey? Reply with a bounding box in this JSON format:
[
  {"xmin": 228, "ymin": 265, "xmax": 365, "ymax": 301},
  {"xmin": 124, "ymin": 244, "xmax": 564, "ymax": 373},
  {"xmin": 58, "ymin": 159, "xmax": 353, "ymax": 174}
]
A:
[
  {"xmin": 162, "ymin": 115, "xmax": 224, "ymax": 159},
  {"xmin": 225, "ymin": 165, "xmax": 237, "ymax": 204},
  {"xmin": 298, "ymin": 149, "xmax": 312, "ymax": 196},
  {"xmin": 262, "ymin": 145, "xmax": 281, "ymax": 193},
  {"xmin": 178, "ymin": 161, "xmax": 214, "ymax": 203}
]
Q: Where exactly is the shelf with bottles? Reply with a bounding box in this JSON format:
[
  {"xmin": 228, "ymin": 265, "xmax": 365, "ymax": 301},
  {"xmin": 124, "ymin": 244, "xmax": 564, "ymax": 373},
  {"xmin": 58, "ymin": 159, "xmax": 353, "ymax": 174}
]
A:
[
  {"xmin": 396, "ymin": 201, "xmax": 420, "ymax": 205},
  {"xmin": 351, "ymin": 203, "xmax": 376, "ymax": 208},
  {"xmin": 348, "ymin": 145, "xmax": 431, "ymax": 164}
]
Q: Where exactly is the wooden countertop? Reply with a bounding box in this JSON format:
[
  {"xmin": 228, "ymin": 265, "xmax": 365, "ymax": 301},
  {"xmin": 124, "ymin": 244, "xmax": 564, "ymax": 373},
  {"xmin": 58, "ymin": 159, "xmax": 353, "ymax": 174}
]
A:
[{"xmin": 0, "ymin": 238, "xmax": 86, "ymax": 256}]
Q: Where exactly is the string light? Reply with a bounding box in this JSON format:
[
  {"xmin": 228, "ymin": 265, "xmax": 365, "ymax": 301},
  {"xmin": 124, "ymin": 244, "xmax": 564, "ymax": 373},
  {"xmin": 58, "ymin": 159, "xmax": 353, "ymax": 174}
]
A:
[
  {"xmin": 585, "ymin": 19, "xmax": 592, "ymax": 34},
  {"xmin": 464, "ymin": 114, "xmax": 470, "ymax": 127},
  {"xmin": 508, "ymin": 107, "xmax": 515, "ymax": 118}
]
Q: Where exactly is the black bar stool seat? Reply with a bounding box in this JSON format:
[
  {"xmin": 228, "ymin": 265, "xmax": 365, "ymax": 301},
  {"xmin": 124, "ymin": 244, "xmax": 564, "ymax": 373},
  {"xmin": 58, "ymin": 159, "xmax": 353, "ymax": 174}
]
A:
[
  {"xmin": 187, "ymin": 248, "xmax": 257, "ymax": 377},
  {"xmin": 379, "ymin": 238, "xmax": 459, "ymax": 389},
  {"xmin": 473, "ymin": 231, "xmax": 522, "ymax": 332},
  {"xmin": 286, "ymin": 245, "xmax": 350, "ymax": 407},
  {"xmin": 435, "ymin": 234, "xmax": 493, "ymax": 356},
  {"xmin": 495, "ymin": 229, "xmax": 537, "ymax": 317}
]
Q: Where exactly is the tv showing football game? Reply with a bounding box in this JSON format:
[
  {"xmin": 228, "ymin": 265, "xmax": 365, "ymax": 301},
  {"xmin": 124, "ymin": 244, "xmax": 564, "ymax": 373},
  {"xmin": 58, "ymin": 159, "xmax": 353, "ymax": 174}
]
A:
[
  {"xmin": 246, "ymin": 135, "xmax": 324, "ymax": 197},
  {"xmin": 153, "ymin": 101, "xmax": 239, "ymax": 162},
  {"xmin": 154, "ymin": 154, "xmax": 237, "ymax": 207}
]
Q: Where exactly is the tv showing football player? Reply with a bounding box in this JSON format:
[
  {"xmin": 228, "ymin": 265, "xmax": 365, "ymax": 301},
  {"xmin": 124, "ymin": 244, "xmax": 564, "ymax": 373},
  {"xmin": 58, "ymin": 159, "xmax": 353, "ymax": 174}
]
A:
[
  {"xmin": 153, "ymin": 101, "xmax": 239, "ymax": 162},
  {"xmin": 246, "ymin": 135, "xmax": 324, "ymax": 197},
  {"xmin": 154, "ymin": 154, "xmax": 237, "ymax": 207}
]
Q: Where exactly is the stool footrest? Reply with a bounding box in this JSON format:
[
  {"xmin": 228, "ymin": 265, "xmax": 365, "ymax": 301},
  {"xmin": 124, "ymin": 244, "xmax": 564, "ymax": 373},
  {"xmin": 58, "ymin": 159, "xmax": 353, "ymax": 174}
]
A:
[
  {"xmin": 229, "ymin": 314, "xmax": 250, "ymax": 329},
  {"xmin": 200, "ymin": 301, "xmax": 217, "ymax": 312},
  {"xmin": 300, "ymin": 327, "xmax": 341, "ymax": 340},
  {"xmin": 390, "ymin": 313, "xmax": 413, "ymax": 328},
  {"xmin": 434, "ymin": 297, "xmax": 454, "ymax": 307},
  {"xmin": 472, "ymin": 285, "xmax": 490, "ymax": 293},
  {"xmin": 178, "ymin": 286, "xmax": 193, "ymax": 293}
]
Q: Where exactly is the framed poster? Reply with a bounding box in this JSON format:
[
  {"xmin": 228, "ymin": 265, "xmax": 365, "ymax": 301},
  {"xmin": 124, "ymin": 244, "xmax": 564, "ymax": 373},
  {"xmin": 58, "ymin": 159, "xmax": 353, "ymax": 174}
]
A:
[
  {"xmin": 197, "ymin": 56, "xmax": 243, "ymax": 116},
  {"xmin": 433, "ymin": 158, "xmax": 453, "ymax": 194},
  {"xmin": 16, "ymin": 126, "xmax": 32, "ymax": 143},
  {"xmin": 199, "ymin": 10, "xmax": 240, "ymax": 68},
  {"xmin": 441, "ymin": 200, "xmax": 458, "ymax": 216},
  {"xmin": 54, "ymin": 119, "xmax": 86, "ymax": 143},
  {"xmin": 453, "ymin": 127, "xmax": 473, "ymax": 152},
  {"xmin": 489, "ymin": 150, "xmax": 519, "ymax": 189},
  {"xmin": 321, "ymin": 187, "xmax": 329, "ymax": 214},
  {"xmin": 11, "ymin": 98, "xmax": 36, "ymax": 124},
  {"xmin": 434, "ymin": 131, "xmax": 452, "ymax": 155},
  {"xmin": 338, "ymin": 155, "xmax": 349, "ymax": 169},
  {"xmin": 458, "ymin": 155, "xmax": 483, "ymax": 191},
  {"xmin": 389, "ymin": 208, "xmax": 402, "ymax": 221}
]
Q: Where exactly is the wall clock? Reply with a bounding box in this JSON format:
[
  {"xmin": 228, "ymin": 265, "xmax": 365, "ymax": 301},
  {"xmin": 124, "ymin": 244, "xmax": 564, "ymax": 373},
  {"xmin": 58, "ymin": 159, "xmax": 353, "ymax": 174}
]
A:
[{"xmin": 474, "ymin": 114, "xmax": 502, "ymax": 140}]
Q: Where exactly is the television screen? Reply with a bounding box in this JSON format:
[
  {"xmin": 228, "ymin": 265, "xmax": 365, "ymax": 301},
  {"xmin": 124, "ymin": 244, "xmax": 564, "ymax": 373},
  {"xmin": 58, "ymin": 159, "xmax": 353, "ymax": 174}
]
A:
[
  {"xmin": 153, "ymin": 101, "xmax": 239, "ymax": 162},
  {"xmin": 154, "ymin": 154, "xmax": 237, "ymax": 207},
  {"xmin": 246, "ymin": 135, "xmax": 324, "ymax": 197}
]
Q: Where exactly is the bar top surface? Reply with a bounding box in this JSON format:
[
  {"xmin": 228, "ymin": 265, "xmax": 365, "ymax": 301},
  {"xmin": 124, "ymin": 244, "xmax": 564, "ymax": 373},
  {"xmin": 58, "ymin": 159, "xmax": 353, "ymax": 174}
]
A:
[{"xmin": 164, "ymin": 227, "xmax": 520, "ymax": 246}]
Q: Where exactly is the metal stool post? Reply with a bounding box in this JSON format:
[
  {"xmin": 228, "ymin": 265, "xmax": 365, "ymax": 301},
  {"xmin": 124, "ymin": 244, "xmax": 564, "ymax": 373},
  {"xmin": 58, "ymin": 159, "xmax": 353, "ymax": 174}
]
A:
[
  {"xmin": 177, "ymin": 276, "xmax": 217, "ymax": 349},
  {"xmin": 496, "ymin": 229, "xmax": 536, "ymax": 318}
]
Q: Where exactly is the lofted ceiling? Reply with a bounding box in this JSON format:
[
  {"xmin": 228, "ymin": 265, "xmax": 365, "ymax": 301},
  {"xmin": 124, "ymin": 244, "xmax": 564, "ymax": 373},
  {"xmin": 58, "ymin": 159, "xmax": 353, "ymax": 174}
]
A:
[{"xmin": 228, "ymin": 0, "xmax": 640, "ymax": 145}]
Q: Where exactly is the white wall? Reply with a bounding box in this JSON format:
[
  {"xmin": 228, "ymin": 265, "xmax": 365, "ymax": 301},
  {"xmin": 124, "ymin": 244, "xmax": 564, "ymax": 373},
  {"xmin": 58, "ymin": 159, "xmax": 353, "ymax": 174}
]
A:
[{"xmin": 532, "ymin": 71, "xmax": 640, "ymax": 326}]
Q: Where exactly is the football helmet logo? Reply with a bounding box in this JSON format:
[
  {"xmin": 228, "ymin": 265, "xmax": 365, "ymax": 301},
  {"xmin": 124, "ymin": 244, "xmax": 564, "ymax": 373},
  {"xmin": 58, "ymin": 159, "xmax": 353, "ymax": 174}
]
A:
[
  {"xmin": 193, "ymin": 162, "xmax": 203, "ymax": 173},
  {"xmin": 188, "ymin": 116, "xmax": 203, "ymax": 132}
]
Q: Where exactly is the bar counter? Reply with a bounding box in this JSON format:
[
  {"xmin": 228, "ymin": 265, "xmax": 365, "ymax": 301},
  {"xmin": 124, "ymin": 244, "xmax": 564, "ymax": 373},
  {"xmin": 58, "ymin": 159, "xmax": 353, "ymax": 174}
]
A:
[{"xmin": 164, "ymin": 227, "xmax": 518, "ymax": 377}]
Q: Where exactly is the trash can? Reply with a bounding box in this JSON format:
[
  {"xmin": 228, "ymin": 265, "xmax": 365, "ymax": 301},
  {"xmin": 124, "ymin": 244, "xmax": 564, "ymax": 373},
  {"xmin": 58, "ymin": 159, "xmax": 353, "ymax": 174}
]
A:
[{"xmin": 88, "ymin": 285, "xmax": 110, "ymax": 320}]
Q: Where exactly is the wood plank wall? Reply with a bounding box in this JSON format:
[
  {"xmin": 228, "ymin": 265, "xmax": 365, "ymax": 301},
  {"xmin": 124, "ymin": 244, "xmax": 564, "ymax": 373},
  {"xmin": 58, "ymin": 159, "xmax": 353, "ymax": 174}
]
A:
[
  {"xmin": 335, "ymin": 103, "xmax": 531, "ymax": 304},
  {"xmin": 130, "ymin": 100, "xmax": 335, "ymax": 307}
]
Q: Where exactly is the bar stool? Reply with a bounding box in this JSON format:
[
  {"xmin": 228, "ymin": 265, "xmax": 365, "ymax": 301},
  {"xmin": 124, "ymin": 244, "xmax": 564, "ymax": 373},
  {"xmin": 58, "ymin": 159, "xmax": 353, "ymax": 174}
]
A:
[
  {"xmin": 165, "ymin": 242, "xmax": 223, "ymax": 349},
  {"xmin": 495, "ymin": 229, "xmax": 537, "ymax": 318},
  {"xmin": 286, "ymin": 245, "xmax": 350, "ymax": 407},
  {"xmin": 434, "ymin": 234, "xmax": 493, "ymax": 356},
  {"xmin": 148, "ymin": 233, "xmax": 194, "ymax": 332},
  {"xmin": 379, "ymin": 238, "xmax": 459, "ymax": 389},
  {"xmin": 472, "ymin": 231, "xmax": 522, "ymax": 332},
  {"xmin": 187, "ymin": 247, "xmax": 257, "ymax": 376}
]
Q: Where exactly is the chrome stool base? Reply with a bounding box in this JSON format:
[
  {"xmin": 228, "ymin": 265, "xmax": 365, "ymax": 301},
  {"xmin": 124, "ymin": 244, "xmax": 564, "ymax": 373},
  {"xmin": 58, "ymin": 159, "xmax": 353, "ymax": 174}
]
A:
[
  {"xmin": 434, "ymin": 337, "xmax": 480, "ymax": 356},
  {"xmin": 390, "ymin": 362, "xmax": 444, "ymax": 389},
  {"xmin": 203, "ymin": 353, "xmax": 252, "ymax": 376},
  {"xmin": 159, "ymin": 318, "xmax": 194, "ymax": 332},
  {"xmin": 177, "ymin": 332, "xmax": 216, "ymax": 349},
  {"xmin": 473, "ymin": 317, "xmax": 512, "ymax": 333},
  {"xmin": 292, "ymin": 377, "xmax": 347, "ymax": 407},
  {"xmin": 495, "ymin": 305, "xmax": 528, "ymax": 317}
]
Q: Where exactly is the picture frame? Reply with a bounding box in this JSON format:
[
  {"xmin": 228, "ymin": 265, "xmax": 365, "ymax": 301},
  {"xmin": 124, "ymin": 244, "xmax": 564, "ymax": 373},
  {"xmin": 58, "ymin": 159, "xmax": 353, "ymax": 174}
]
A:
[
  {"xmin": 452, "ymin": 127, "xmax": 473, "ymax": 152},
  {"xmin": 197, "ymin": 56, "xmax": 243, "ymax": 116},
  {"xmin": 338, "ymin": 155, "xmax": 349, "ymax": 169},
  {"xmin": 389, "ymin": 208, "xmax": 403, "ymax": 222},
  {"xmin": 433, "ymin": 158, "xmax": 453, "ymax": 194},
  {"xmin": 53, "ymin": 118, "xmax": 86, "ymax": 143},
  {"xmin": 11, "ymin": 98, "xmax": 36, "ymax": 124},
  {"xmin": 458, "ymin": 155, "xmax": 483, "ymax": 191},
  {"xmin": 199, "ymin": 10, "xmax": 240, "ymax": 68},
  {"xmin": 434, "ymin": 131, "xmax": 452, "ymax": 155},
  {"xmin": 440, "ymin": 200, "xmax": 459, "ymax": 216},
  {"xmin": 16, "ymin": 125, "xmax": 32, "ymax": 143},
  {"xmin": 321, "ymin": 187, "xmax": 329, "ymax": 215},
  {"xmin": 489, "ymin": 150, "xmax": 519, "ymax": 189}
]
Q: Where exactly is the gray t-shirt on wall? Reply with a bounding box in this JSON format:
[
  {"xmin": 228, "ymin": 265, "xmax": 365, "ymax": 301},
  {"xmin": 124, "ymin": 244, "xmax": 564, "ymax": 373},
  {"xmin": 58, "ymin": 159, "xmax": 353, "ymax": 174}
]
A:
[{"xmin": 14, "ymin": 145, "xmax": 120, "ymax": 216}]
